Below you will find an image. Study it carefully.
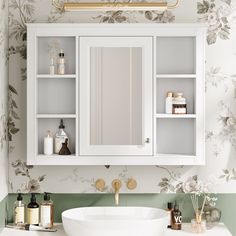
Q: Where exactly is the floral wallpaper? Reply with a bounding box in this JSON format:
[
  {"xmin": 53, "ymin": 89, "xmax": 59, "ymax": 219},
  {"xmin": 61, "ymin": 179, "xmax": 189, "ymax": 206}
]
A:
[
  {"xmin": 0, "ymin": 0, "xmax": 9, "ymax": 201},
  {"xmin": 8, "ymin": 0, "xmax": 236, "ymax": 193}
]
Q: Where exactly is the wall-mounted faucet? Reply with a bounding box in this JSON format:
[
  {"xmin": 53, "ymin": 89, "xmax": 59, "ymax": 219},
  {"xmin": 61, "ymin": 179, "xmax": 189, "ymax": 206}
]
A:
[{"xmin": 112, "ymin": 179, "xmax": 122, "ymax": 205}]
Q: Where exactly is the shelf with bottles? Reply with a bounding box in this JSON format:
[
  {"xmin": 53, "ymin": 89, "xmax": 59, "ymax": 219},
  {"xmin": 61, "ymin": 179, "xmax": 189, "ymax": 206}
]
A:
[
  {"xmin": 37, "ymin": 36, "xmax": 76, "ymax": 75},
  {"xmin": 37, "ymin": 118, "xmax": 76, "ymax": 156},
  {"xmin": 156, "ymin": 36, "xmax": 196, "ymax": 75},
  {"xmin": 155, "ymin": 118, "xmax": 196, "ymax": 156},
  {"xmin": 156, "ymin": 77, "xmax": 195, "ymax": 115},
  {"xmin": 37, "ymin": 77, "xmax": 76, "ymax": 115}
]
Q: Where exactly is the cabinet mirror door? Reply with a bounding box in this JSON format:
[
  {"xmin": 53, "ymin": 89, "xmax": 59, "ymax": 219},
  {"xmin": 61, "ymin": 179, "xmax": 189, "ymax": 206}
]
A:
[{"xmin": 80, "ymin": 37, "xmax": 152, "ymax": 155}]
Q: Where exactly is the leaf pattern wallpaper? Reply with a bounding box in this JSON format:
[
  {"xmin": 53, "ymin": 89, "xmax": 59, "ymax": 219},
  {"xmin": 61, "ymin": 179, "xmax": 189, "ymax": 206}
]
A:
[
  {"xmin": 0, "ymin": 0, "xmax": 9, "ymax": 200},
  {"xmin": 7, "ymin": 0, "xmax": 236, "ymax": 193}
]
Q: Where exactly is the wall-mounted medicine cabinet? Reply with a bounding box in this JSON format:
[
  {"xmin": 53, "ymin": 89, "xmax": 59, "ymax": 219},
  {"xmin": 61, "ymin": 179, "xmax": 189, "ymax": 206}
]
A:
[{"xmin": 27, "ymin": 24, "xmax": 205, "ymax": 166}]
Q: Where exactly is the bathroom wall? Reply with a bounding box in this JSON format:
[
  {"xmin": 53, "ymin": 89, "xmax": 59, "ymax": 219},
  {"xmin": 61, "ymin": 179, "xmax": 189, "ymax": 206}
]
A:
[
  {"xmin": 0, "ymin": 0, "xmax": 9, "ymax": 201},
  {"xmin": 8, "ymin": 0, "xmax": 236, "ymax": 194}
]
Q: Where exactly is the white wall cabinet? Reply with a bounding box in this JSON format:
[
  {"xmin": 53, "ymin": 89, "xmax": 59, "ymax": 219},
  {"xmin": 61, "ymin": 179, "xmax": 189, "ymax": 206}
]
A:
[{"xmin": 27, "ymin": 24, "xmax": 205, "ymax": 166}]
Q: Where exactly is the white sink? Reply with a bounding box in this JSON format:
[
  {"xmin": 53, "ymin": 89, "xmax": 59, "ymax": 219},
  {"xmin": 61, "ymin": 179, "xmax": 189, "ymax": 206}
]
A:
[{"xmin": 62, "ymin": 207, "xmax": 168, "ymax": 236}]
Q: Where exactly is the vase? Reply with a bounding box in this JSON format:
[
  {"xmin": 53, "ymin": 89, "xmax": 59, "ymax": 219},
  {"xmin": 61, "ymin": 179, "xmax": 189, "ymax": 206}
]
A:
[{"xmin": 202, "ymin": 204, "xmax": 221, "ymax": 229}]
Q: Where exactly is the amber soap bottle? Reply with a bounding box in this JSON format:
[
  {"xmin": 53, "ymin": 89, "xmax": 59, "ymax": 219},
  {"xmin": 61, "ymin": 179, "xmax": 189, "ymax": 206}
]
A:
[
  {"xmin": 27, "ymin": 193, "xmax": 39, "ymax": 226},
  {"xmin": 171, "ymin": 201, "xmax": 182, "ymax": 230}
]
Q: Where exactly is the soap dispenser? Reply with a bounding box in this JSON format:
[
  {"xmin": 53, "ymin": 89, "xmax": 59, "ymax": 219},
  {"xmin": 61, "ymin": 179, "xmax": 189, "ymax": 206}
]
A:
[
  {"xmin": 13, "ymin": 193, "xmax": 26, "ymax": 225},
  {"xmin": 27, "ymin": 193, "xmax": 39, "ymax": 226},
  {"xmin": 40, "ymin": 192, "xmax": 54, "ymax": 228}
]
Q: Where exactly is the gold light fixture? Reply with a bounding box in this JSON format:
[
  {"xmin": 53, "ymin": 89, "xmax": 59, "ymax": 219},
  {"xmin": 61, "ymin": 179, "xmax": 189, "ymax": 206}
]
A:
[{"xmin": 52, "ymin": 0, "xmax": 180, "ymax": 12}]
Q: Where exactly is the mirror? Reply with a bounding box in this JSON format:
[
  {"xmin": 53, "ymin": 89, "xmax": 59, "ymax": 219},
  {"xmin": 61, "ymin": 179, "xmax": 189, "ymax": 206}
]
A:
[{"xmin": 90, "ymin": 47, "xmax": 143, "ymax": 146}]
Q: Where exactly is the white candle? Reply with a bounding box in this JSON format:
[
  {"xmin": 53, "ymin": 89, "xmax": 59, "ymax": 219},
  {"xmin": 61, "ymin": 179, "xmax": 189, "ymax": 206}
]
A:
[{"xmin": 44, "ymin": 130, "xmax": 53, "ymax": 155}]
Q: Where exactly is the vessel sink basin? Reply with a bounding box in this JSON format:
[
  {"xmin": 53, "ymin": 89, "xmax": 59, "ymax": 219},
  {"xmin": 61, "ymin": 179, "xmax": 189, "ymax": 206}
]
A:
[{"xmin": 62, "ymin": 207, "xmax": 168, "ymax": 236}]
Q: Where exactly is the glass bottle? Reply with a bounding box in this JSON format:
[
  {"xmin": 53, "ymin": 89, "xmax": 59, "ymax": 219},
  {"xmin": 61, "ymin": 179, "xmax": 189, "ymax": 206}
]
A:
[
  {"xmin": 14, "ymin": 193, "xmax": 26, "ymax": 225},
  {"xmin": 40, "ymin": 192, "xmax": 54, "ymax": 228},
  {"xmin": 57, "ymin": 49, "xmax": 65, "ymax": 75},
  {"xmin": 27, "ymin": 193, "xmax": 39, "ymax": 226},
  {"xmin": 54, "ymin": 119, "xmax": 69, "ymax": 154}
]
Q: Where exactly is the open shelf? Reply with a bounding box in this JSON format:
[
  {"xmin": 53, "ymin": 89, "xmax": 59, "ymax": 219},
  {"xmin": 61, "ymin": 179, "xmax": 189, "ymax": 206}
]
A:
[
  {"xmin": 156, "ymin": 118, "xmax": 196, "ymax": 156},
  {"xmin": 156, "ymin": 37, "xmax": 196, "ymax": 74},
  {"xmin": 38, "ymin": 77, "xmax": 76, "ymax": 114},
  {"xmin": 37, "ymin": 118, "xmax": 76, "ymax": 155},
  {"xmin": 37, "ymin": 36, "xmax": 76, "ymax": 75},
  {"xmin": 156, "ymin": 77, "xmax": 195, "ymax": 114}
]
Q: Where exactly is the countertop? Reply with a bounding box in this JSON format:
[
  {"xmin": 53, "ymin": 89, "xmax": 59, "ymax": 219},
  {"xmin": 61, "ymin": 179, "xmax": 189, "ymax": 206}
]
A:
[{"xmin": 0, "ymin": 223, "xmax": 232, "ymax": 236}]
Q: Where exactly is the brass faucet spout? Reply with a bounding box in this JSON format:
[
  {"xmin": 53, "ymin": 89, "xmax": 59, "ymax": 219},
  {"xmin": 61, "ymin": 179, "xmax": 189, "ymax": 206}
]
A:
[{"xmin": 112, "ymin": 179, "xmax": 122, "ymax": 206}]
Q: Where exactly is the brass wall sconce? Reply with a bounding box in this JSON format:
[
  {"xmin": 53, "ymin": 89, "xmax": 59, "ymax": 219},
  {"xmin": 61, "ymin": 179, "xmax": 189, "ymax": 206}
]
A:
[{"xmin": 52, "ymin": 0, "xmax": 180, "ymax": 12}]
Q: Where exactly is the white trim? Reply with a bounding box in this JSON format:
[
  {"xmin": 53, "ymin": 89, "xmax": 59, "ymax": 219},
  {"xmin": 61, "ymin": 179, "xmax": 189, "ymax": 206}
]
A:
[
  {"xmin": 155, "ymin": 114, "xmax": 196, "ymax": 118},
  {"xmin": 156, "ymin": 74, "xmax": 196, "ymax": 78}
]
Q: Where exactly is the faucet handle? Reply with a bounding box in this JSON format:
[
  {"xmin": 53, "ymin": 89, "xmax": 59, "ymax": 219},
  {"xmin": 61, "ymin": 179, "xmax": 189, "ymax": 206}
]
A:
[
  {"xmin": 95, "ymin": 179, "xmax": 106, "ymax": 192},
  {"xmin": 112, "ymin": 179, "xmax": 122, "ymax": 190},
  {"xmin": 127, "ymin": 178, "xmax": 137, "ymax": 190}
]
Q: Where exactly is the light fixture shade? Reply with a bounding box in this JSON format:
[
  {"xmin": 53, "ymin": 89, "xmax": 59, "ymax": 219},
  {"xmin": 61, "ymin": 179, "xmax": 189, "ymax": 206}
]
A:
[
  {"xmin": 63, "ymin": 2, "xmax": 168, "ymax": 11},
  {"xmin": 52, "ymin": 0, "xmax": 180, "ymax": 12}
]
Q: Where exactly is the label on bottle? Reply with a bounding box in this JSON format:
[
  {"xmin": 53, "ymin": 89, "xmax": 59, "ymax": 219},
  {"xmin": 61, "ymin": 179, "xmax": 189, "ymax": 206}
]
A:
[
  {"xmin": 40, "ymin": 205, "xmax": 52, "ymax": 228},
  {"xmin": 58, "ymin": 63, "xmax": 65, "ymax": 75},
  {"xmin": 27, "ymin": 208, "xmax": 39, "ymax": 225},
  {"xmin": 171, "ymin": 211, "xmax": 182, "ymax": 230},
  {"xmin": 55, "ymin": 136, "xmax": 68, "ymax": 154},
  {"xmin": 15, "ymin": 206, "xmax": 25, "ymax": 224},
  {"xmin": 173, "ymin": 215, "xmax": 182, "ymax": 224}
]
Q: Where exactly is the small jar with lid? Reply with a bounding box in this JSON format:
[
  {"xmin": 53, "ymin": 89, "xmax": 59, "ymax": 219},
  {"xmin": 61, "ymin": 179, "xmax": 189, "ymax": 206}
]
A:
[{"xmin": 172, "ymin": 93, "xmax": 187, "ymax": 114}]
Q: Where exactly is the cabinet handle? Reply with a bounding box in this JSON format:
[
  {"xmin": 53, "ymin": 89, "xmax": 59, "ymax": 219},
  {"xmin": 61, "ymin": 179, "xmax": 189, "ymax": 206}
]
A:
[{"xmin": 145, "ymin": 138, "xmax": 150, "ymax": 143}]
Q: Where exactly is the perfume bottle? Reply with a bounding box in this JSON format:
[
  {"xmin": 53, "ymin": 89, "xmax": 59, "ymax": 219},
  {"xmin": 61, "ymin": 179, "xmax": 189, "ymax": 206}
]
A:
[
  {"xmin": 57, "ymin": 49, "xmax": 65, "ymax": 75},
  {"xmin": 54, "ymin": 119, "xmax": 69, "ymax": 154}
]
